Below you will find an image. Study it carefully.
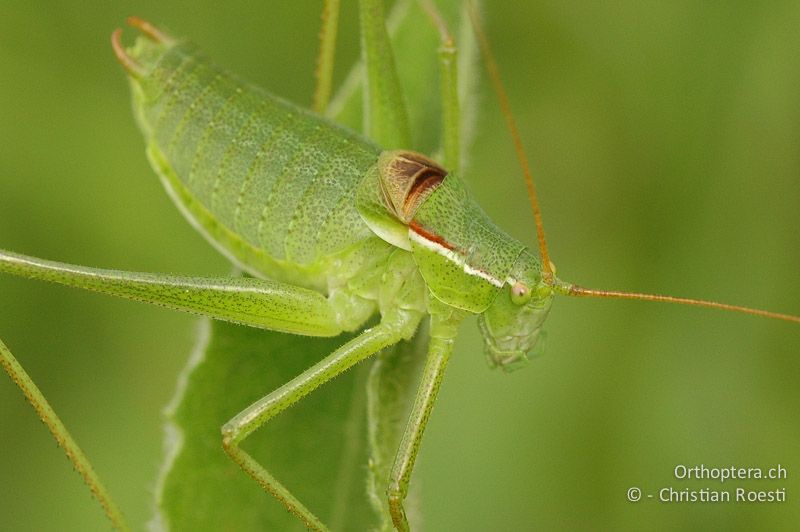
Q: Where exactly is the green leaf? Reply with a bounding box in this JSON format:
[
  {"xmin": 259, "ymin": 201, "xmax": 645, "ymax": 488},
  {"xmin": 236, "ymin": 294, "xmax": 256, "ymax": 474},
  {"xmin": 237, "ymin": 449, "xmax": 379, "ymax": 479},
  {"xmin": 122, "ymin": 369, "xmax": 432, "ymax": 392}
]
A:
[
  {"xmin": 153, "ymin": 319, "xmax": 375, "ymax": 530},
  {"xmin": 152, "ymin": 316, "xmax": 430, "ymax": 531}
]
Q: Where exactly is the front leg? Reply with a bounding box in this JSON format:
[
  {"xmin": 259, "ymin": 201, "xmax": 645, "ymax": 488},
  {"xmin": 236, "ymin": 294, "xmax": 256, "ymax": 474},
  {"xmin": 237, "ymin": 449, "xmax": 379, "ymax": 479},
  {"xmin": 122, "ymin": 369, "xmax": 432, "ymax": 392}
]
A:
[
  {"xmin": 222, "ymin": 309, "xmax": 421, "ymax": 531},
  {"xmin": 388, "ymin": 302, "xmax": 464, "ymax": 531}
]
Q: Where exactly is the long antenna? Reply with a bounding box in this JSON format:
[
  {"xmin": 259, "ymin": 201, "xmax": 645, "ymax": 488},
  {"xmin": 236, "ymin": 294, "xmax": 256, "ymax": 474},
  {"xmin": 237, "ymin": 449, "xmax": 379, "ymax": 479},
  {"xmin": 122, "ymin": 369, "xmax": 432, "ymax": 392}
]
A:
[
  {"xmin": 467, "ymin": 2, "xmax": 553, "ymax": 281},
  {"xmin": 467, "ymin": 4, "xmax": 798, "ymax": 325},
  {"xmin": 560, "ymin": 284, "xmax": 800, "ymax": 324}
]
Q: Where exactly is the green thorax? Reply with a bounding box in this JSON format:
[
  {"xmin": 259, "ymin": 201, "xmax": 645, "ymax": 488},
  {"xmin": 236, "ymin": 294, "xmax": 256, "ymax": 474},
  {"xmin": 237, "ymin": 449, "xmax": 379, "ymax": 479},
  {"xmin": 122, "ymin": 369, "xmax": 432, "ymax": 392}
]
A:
[
  {"xmin": 356, "ymin": 150, "xmax": 534, "ymax": 313},
  {"xmin": 409, "ymin": 172, "xmax": 528, "ymax": 312}
]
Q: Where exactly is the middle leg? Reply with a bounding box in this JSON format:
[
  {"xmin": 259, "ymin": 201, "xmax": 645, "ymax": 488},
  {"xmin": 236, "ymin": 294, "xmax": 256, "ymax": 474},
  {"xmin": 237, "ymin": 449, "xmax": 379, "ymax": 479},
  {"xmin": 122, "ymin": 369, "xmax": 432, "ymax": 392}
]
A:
[
  {"xmin": 222, "ymin": 309, "xmax": 421, "ymax": 531},
  {"xmin": 387, "ymin": 304, "xmax": 465, "ymax": 531}
]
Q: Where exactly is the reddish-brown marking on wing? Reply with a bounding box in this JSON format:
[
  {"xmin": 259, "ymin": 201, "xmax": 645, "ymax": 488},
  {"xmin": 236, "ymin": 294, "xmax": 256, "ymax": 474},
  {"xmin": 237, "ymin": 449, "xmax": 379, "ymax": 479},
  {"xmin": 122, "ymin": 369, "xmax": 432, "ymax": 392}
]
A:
[
  {"xmin": 409, "ymin": 221, "xmax": 457, "ymax": 251},
  {"xmin": 409, "ymin": 221, "xmax": 503, "ymax": 284},
  {"xmin": 403, "ymin": 170, "xmax": 445, "ymax": 217},
  {"xmin": 379, "ymin": 151, "xmax": 447, "ymax": 222}
]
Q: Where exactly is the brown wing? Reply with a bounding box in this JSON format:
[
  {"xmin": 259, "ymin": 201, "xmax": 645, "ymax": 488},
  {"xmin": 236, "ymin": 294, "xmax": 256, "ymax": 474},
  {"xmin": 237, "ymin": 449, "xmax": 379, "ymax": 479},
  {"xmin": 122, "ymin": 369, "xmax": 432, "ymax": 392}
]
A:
[{"xmin": 378, "ymin": 150, "xmax": 447, "ymax": 223}]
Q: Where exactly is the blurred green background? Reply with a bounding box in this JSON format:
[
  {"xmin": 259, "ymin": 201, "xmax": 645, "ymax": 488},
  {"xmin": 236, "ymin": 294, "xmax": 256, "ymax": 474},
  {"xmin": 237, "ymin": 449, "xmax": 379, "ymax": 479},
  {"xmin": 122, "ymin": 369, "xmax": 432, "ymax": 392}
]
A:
[{"xmin": 1, "ymin": 1, "xmax": 798, "ymax": 530}]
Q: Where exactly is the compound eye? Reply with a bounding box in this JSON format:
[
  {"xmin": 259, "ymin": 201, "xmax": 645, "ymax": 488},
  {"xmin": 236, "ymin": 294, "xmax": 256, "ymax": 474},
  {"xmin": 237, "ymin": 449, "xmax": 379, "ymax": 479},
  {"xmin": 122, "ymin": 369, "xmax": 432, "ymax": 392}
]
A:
[{"xmin": 510, "ymin": 281, "xmax": 532, "ymax": 305}]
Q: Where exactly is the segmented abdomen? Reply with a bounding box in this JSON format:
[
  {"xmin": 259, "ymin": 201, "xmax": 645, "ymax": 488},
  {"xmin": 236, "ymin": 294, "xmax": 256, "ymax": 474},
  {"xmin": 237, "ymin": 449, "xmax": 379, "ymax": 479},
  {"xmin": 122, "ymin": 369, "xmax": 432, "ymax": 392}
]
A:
[{"xmin": 135, "ymin": 42, "xmax": 381, "ymax": 266}]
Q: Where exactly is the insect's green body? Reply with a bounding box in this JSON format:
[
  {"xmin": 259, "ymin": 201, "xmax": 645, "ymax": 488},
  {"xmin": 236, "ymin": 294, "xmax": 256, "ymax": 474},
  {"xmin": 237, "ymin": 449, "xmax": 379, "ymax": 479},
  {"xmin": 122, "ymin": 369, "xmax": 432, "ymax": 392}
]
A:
[
  {"xmin": 129, "ymin": 34, "xmax": 554, "ymax": 367},
  {"xmin": 0, "ymin": 4, "xmax": 797, "ymax": 532},
  {"xmin": 134, "ymin": 40, "xmax": 384, "ymax": 289}
]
